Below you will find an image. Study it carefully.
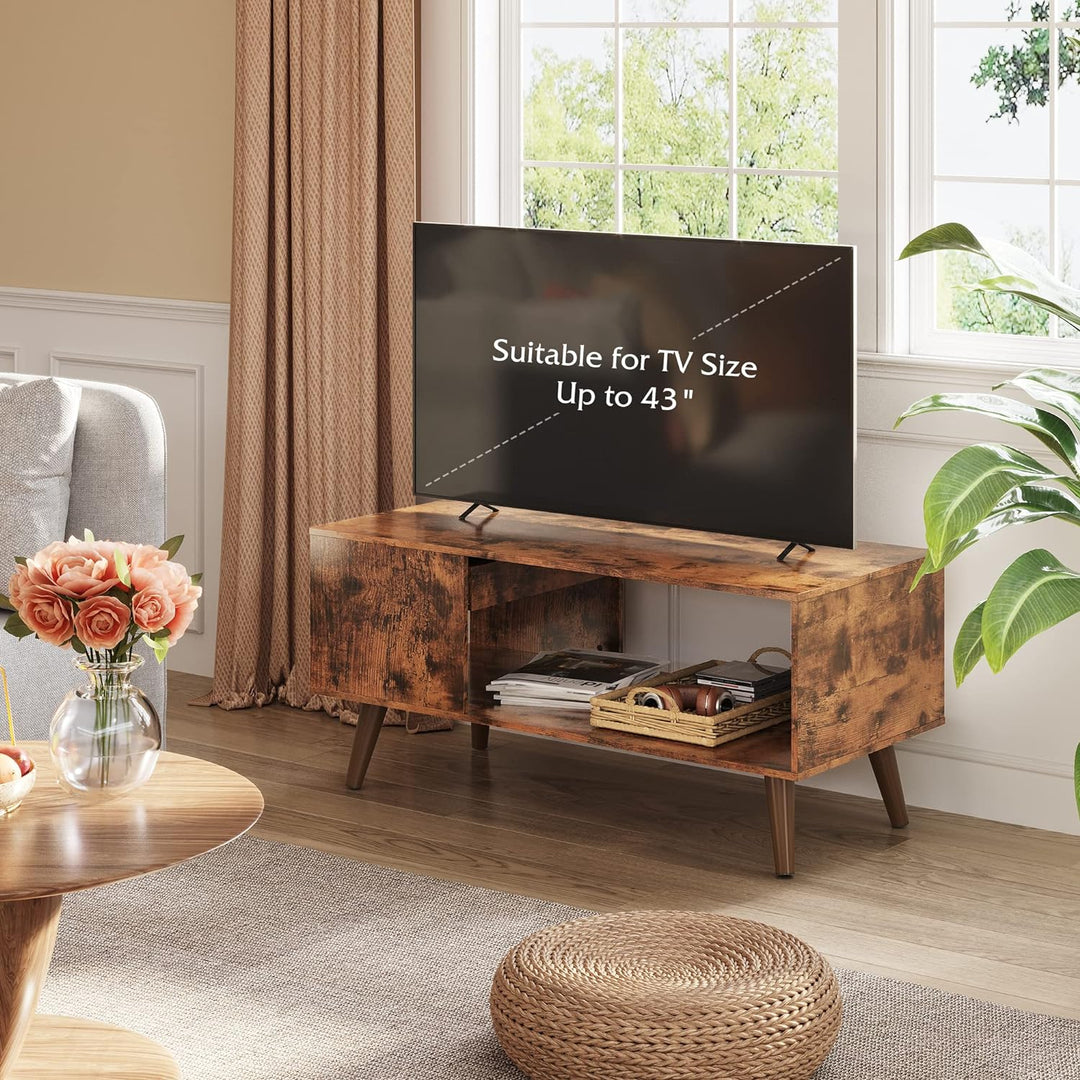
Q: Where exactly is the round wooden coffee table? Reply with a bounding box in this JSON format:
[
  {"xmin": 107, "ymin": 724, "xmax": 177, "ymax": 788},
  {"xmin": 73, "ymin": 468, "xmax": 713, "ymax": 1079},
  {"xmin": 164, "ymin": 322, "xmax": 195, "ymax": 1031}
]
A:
[{"xmin": 0, "ymin": 742, "xmax": 263, "ymax": 1078}]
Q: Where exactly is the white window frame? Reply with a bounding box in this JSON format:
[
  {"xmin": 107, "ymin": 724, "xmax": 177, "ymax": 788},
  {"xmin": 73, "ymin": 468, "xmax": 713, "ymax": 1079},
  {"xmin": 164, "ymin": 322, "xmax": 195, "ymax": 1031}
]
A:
[
  {"xmin": 907, "ymin": 0, "xmax": 1080, "ymax": 365},
  {"xmin": 468, "ymin": 0, "xmax": 882, "ymax": 352}
]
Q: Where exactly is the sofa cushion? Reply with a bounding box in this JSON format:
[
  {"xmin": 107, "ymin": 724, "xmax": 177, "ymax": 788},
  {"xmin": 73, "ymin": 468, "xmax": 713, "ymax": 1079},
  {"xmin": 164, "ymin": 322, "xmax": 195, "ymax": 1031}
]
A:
[{"xmin": 0, "ymin": 377, "xmax": 81, "ymax": 608}]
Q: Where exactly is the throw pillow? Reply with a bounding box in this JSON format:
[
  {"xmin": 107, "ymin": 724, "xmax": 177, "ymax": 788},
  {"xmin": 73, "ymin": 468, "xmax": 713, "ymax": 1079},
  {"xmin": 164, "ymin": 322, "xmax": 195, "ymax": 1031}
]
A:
[{"xmin": 0, "ymin": 378, "xmax": 81, "ymax": 609}]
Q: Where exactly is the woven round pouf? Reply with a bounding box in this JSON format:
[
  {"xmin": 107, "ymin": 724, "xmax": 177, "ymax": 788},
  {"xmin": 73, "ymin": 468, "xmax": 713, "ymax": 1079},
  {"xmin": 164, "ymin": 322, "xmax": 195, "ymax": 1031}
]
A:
[{"xmin": 490, "ymin": 911, "xmax": 841, "ymax": 1080}]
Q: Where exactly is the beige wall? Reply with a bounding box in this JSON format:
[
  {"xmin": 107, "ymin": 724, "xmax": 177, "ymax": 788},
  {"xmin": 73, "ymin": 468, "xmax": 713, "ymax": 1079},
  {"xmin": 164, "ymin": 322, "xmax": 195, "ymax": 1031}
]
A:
[{"xmin": 0, "ymin": 1, "xmax": 235, "ymax": 302}]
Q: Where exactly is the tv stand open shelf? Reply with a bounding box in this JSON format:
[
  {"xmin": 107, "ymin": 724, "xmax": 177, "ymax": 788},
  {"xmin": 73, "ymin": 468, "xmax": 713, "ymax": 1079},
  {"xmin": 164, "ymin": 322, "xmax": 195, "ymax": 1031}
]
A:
[{"xmin": 310, "ymin": 501, "xmax": 944, "ymax": 877}]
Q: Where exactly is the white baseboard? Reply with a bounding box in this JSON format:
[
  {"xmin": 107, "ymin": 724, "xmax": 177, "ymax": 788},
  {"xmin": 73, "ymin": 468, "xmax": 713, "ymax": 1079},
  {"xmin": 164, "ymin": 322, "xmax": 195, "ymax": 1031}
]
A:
[
  {"xmin": 806, "ymin": 741, "xmax": 1079, "ymax": 836},
  {"xmin": 898, "ymin": 736, "xmax": 1072, "ymax": 780}
]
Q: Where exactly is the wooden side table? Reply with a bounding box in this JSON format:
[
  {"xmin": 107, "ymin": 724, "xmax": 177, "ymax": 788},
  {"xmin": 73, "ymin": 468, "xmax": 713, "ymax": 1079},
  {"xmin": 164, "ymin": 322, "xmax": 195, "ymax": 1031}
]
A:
[
  {"xmin": 310, "ymin": 501, "xmax": 945, "ymax": 877},
  {"xmin": 0, "ymin": 744, "xmax": 264, "ymax": 1079}
]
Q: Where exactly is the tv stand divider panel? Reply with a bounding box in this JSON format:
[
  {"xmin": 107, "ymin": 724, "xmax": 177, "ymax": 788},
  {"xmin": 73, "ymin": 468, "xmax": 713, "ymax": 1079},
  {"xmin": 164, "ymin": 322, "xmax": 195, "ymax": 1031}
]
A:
[{"xmin": 310, "ymin": 501, "xmax": 945, "ymax": 877}]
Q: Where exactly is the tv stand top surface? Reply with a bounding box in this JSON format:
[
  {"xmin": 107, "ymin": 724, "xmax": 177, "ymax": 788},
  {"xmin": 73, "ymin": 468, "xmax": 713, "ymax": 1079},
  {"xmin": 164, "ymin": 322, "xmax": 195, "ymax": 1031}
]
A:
[{"xmin": 312, "ymin": 502, "xmax": 923, "ymax": 601}]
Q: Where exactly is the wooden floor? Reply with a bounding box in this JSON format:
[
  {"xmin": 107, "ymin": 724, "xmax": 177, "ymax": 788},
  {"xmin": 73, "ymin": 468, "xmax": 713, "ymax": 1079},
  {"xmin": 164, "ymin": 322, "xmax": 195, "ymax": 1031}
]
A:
[{"xmin": 168, "ymin": 671, "xmax": 1080, "ymax": 1020}]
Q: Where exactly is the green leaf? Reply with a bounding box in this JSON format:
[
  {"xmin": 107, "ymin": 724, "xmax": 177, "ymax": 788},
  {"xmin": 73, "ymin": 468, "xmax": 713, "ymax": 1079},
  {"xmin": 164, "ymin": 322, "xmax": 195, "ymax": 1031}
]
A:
[
  {"xmin": 981, "ymin": 548, "xmax": 1080, "ymax": 672},
  {"xmin": 972, "ymin": 276, "xmax": 1080, "ymax": 333},
  {"xmin": 915, "ymin": 484, "xmax": 1080, "ymax": 583},
  {"xmin": 70, "ymin": 636, "xmax": 87, "ymax": 655},
  {"xmin": 161, "ymin": 535, "xmax": 184, "ymax": 559},
  {"xmin": 919, "ymin": 444, "xmax": 1059, "ymax": 564},
  {"xmin": 0, "ymin": 594, "xmax": 9, "ymax": 609},
  {"xmin": 899, "ymin": 223, "xmax": 1080, "ymax": 331},
  {"xmin": 1074, "ymin": 742, "xmax": 1080, "ymax": 818},
  {"xmin": 83, "ymin": 528, "xmax": 95, "ymax": 543},
  {"xmin": 954, "ymin": 601, "xmax": 987, "ymax": 686},
  {"xmin": 2, "ymin": 610, "xmax": 34, "ymax": 640},
  {"xmin": 147, "ymin": 634, "xmax": 170, "ymax": 663},
  {"xmin": 13, "ymin": 556, "xmax": 26, "ymax": 567},
  {"xmin": 994, "ymin": 369, "xmax": 1080, "ymax": 436},
  {"xmin": 113, "ymin": 548, "xmax": 131, "ymax": 587},
  {"xmin": 899, "ymin": 222, "xmax": 984, "ymax": 261},
  {"xmin": 910, "ymin": 552, "xmax": 937, "ymax": 590},
  {"xmin": 189, "ymin": 572, "xmax": 203, "ymax": 586},
  {"xmin": 897, "ymin": 392, "xmax": 1079, "ymax": 474}
]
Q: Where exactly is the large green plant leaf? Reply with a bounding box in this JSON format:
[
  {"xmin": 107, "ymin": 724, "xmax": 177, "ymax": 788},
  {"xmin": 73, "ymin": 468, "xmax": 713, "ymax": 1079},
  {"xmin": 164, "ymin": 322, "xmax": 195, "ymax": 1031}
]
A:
[
  {"xmin": 900, "ymin": 222, "xmax": 990, "ymax": 261},
  {"xmin": 1075, "ymin": 742, "xmax": 1080, "ymax": 817},
  {"xmin": 897, "ymin": 392, "xmax": 1079, "ymax": 474},
  {"xmin": 981, "ymin": 548, "xmax": 1080, "ymax": 672},
  {"xmin": 920, "ymin": 444, "xmax": 1061, "ymax": 564},
  {"xmin": 974, "ymin": 277, "xmax": 1080, "ymax": 333},
  {"xmin": 912, "ymin": 483, "xmax": 1080, "ymax": 587},
  {"xmin": 900, "ymin": 223, "xmax": 1080, "ymax": 331},
  {"xmin": 994, "ymin": 369, "xmax": 1080, "ymax": 435},
  {"xmin": 954, "ymin": 601, "xmax": 987, "ymax": 686}
]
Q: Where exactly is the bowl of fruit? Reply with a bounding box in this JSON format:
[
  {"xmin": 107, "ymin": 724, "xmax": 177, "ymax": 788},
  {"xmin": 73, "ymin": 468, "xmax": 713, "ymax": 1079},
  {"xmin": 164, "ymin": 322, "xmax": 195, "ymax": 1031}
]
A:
[{"xmin": 0, "ymin": 745, "xmax": 35, "ymax": 815}]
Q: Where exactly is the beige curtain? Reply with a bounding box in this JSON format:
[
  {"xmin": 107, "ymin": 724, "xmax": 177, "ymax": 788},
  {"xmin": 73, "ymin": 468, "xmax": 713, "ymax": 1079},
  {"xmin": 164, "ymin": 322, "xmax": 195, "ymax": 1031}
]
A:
[{"xmin": 200, "ymin": 0, "xmax": 417, "ymax": 719}]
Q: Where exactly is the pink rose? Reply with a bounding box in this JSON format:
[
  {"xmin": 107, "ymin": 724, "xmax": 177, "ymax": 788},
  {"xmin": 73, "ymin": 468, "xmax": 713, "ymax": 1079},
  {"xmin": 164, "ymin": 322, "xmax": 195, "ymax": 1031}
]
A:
[
  {"xmin": 165, "ymin": 597, "xmax": 199, "ymax": 640},
  {"xmin": 73, "ymin": 595, "xmax": 131, "ymax": 650},
  {"xmin": 130, "ymin": 559, "xmax": 186, "ymax": 597},
  {"xmin": 131, "ymin": 583, "xmax": 175, "ymax": 634},
  {"xmin": 129, "ymin": 544, "xmax": 169, "ymax": 572},
  {"xmin": 18, "ymin": 584, "xmax": 75, "ymax": 646},
  {"xmin": 130, "ymin": 560, "xmax": 201, "ymax": 643},
  {"xmin": 25, "ymin": 540, "xmax": 120, "ymax": 599},
  {"xmin": 7, "ymin": 565, "xmax": 29, "ymax": 608},
  {"xmin": 162, "ymin": 566, "xmax": 201, "ymax": 641}
]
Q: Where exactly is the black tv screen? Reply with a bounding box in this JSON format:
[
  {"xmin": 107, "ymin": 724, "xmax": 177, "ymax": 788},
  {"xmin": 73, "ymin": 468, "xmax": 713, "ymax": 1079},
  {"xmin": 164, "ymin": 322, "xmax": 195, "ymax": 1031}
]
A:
[{"xmin": 413, "ymin": 223, "xmax": 855, "ymax": 548}]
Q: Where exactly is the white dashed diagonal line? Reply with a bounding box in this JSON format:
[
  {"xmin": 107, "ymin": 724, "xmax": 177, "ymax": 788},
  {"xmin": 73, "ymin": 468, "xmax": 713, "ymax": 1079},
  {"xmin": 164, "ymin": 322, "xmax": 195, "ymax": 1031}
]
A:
[
  {"xmin": 690, "ymin": 256, "xmax": 844, "ymax": 342},
  {"xmin": 425, "ymin": 412, "xmax": 562, "ymax": 487}
]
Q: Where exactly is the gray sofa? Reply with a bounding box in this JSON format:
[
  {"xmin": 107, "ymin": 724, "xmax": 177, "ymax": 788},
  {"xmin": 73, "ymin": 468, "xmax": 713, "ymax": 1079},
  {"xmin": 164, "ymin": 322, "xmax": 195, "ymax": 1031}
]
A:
[{"xmin": 0, "ymin": 373, "xmax": 167, "ymax": 740}]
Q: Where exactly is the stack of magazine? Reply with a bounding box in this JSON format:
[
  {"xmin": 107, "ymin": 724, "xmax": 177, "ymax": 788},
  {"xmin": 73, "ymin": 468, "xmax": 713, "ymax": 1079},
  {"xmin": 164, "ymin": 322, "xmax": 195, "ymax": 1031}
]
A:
[
  {"xmin": 488, "ymin": 649, "xmax": 662, "ymax": 711},
  {"xmin": 695, "ymin": 658, "xmax": 791, "ymax": 704}
]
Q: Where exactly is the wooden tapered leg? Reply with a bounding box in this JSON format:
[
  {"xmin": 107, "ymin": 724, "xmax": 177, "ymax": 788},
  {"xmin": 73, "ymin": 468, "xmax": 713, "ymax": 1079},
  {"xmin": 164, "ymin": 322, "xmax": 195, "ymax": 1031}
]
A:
[
  {"xmin": 346, "ymin": 705, "xmax": 387, "ymax": 790},
  {"xmin": 471, "ymin": 724, "xmax": 490, "ymax": 751},
  {"xmin": 869, "ymin": 745, "xmax": 909, "ymax": 828},
  {"xmin": 764, "ymin": 777, "xmax": 795, "ymax": 878},
  {"xmin": 0, "ymin": 893, "xmax": 63, "ymax": 1078}
]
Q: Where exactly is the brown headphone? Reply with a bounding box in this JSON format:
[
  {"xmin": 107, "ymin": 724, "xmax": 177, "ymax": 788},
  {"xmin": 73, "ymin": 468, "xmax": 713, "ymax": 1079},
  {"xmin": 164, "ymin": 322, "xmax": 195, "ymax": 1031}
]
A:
[{"xmin": 639, "ymin": 684, "xmax": 735, "ymax": 716}]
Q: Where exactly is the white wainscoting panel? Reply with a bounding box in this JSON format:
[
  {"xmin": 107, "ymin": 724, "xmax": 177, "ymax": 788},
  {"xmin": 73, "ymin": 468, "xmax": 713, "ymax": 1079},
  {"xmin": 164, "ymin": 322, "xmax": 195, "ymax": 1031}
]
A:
[{"xmin": 0, "ymin": 288, "xmax": 228, "ymax": 676}]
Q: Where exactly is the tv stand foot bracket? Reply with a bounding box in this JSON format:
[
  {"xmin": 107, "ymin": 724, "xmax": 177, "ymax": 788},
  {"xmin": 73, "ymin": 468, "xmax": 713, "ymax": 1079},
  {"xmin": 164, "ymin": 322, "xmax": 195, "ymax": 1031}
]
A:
[
  {"xmin": 459, "ymin": 502, "xmax": 500, "ymax": 523},
  {"xmin": 777, "ymin": 541, "xmax": 815, "ymax": 563}
]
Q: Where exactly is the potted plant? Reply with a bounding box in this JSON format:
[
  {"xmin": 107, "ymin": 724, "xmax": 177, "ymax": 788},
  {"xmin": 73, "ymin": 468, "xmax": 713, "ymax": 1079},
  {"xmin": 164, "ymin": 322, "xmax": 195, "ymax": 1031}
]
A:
[{"xmin": 896, "ymin": 223, "xmax": 1080, "ymax": 813}]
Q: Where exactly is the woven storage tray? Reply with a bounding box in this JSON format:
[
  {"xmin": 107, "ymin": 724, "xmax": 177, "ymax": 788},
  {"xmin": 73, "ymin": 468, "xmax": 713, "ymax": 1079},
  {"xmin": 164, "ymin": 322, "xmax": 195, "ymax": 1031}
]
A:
[{"xmin": 590, "ymin": 649, "xmax": 791, "ymax": 748}]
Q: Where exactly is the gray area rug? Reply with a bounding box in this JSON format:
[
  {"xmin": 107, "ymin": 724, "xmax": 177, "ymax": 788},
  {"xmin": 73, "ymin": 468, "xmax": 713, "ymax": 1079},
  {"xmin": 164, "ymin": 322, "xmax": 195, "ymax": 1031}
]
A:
[{"xmin": 39, "ymin": 837, "xmax": 1079, "ymax": 1079}]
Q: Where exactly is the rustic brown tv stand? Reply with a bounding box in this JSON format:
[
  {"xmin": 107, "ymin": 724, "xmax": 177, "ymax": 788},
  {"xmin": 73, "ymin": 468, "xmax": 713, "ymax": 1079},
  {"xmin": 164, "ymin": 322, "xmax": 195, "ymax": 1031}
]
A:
[{"xmin": 309, "ymin": 502, "xmax": 944, "ymax": 877}]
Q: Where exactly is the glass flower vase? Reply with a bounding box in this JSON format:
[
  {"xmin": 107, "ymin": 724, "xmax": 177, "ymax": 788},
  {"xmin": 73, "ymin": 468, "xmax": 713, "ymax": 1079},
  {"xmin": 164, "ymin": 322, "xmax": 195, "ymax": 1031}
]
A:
[{"xmin": 49, "ymin": 656, "xmax": 161, "ymax": 798}]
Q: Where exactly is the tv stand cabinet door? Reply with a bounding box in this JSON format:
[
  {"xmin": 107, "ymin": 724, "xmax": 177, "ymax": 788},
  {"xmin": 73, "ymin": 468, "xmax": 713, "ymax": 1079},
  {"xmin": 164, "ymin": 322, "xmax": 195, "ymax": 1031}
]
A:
[
  {"xmin": 790, "ymin": 567, "xmax": 944, "ymax": 775},
  {"xmin": 310, "ymin": 535, "xmax": 468, "ymax": 713}
]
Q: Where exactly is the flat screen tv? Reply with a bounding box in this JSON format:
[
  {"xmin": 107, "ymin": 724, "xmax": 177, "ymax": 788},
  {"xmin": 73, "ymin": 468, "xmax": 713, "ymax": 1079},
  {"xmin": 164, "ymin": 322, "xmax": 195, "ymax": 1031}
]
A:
[{"xmin": 413, "ymin": 223, "xmax": 856, "ymax": 549}]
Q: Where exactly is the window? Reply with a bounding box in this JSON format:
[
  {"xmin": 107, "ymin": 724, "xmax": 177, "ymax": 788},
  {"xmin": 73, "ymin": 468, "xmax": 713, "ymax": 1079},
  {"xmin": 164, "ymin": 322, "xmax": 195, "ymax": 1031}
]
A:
[
  {"xmin": 511, "ymin": 0, "xmax": 840, "ymax": 243},
  {"xmin": 473, "ymin": 0, "xmax": 877, "ymax": 346},
  {"xmin": 910, "ymin": 0, "xmax": 1080, "ymax": 355}
]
